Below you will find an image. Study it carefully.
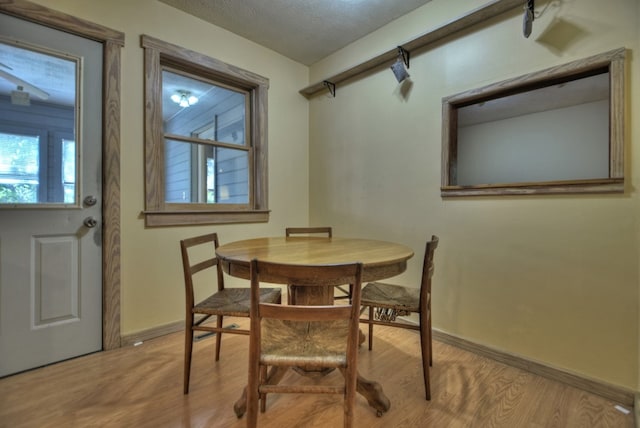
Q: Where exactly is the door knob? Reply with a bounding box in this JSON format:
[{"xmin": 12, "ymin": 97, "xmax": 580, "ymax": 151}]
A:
[
  {"xmin": 83, "ymin": 195, "xmax": 97, "ymax": 206},
  {"xmin": 83, "ymin": 217, "xmax": 98, "ymax": 228}
]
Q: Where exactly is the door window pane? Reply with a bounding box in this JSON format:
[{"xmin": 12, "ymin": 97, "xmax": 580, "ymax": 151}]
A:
[
  {"xmin": 61, "ymin": 138, "xmax": 75, "ymax": 203},
  {"xmin": 0, "ymin": 132, "xmax": 39, "ymax": 203},
  {"xmin": 0, "ymin": 40, "xmax": 78, "ymax": 205}
]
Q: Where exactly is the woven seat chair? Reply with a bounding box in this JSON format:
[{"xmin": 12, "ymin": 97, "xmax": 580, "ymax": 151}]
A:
[
  {"xmin": 285, "ymin": 226, "xmax": 333, "ymax": 237},
  {"xmin": 180, "ymin": 233, "xmax": 282, "ymax": 394},
  {"xmin": 246, "ymin": 259, "xmax": 363, "ymax": 428},
  {"xmin": 360, "ymin": 235, "xmax": 439, "ymax": 400},
  {"xmin": 285, "ymin": 227, "xmax": 352, "ymax": 303}
]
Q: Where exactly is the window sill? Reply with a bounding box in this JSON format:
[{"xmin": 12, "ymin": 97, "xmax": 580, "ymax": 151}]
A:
[
  {"xmin": 142, "ymin": 210, "xmax": 270, "ymax": 227},
  {"xmin": 441, "ymin": 178, "xmax": 624, "ymax": 197}
]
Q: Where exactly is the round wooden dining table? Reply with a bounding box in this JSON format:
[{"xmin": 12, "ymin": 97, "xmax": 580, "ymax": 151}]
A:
[
  {"xmin": 217, "ymin": 236, "xmax": 413, "ymax": 301},
  {"xmin": 216, "ymin": 236, "xmax": 414, "ymax": 417}
]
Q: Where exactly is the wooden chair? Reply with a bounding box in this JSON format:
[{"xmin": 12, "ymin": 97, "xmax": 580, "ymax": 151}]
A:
[
  {"xmin": 285, "ymin": 227, "xmax": 351, "ymax": 302},
  {"xmin": 285, "ymin": 226, "xmax": 332, "ymax": 238},
  {"xmin": 246, "ymin": 259, "xmax": 363, "ymax": 428},
  {"xmin": 359, "ymin": 235, "xmax": 439, "ymax": 400},
  {"xmin": 180, "ymin": 233, "xmax": 282, "ymax": 394}
]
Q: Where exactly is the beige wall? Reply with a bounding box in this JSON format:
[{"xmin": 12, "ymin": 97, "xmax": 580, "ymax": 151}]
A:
[
  {"xmin": 32, "ymin": 0, "xmax": 310, "ymax": 332},
  {"xmin": 30, "ymin": 0, "xmax": 638, "ymax": 391},
  {"xmin": 308, "ymin": 0, "xmax": 639, "ymax": 390}
]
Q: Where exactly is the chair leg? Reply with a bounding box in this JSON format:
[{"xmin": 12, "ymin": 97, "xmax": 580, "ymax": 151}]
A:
[
  {"xmin": 184, "ymin": 317, "xmax": 194, "ymax": 394},
  {"xmin": 343, "ymin": 367, "xmax": 356, "ymax": 428},
  {"xmin": 428, "ymin": 309, "xmax": 433, "ymax": 366},
  {"xmin": 368, "ymin": 307, "xmax": 374, "ymax": 351},
  {"xmin": 259, "ymin": 365, "xmax": 267, "ymax": 413},
  {"xmin": 246, "ymin": 352, "xmax": 260, "ymax": 427},
  {"xmin": 419, "ymin": 314, "xmax": 431, "ymax": 400},
  {"xmin": 215, "ymin": 315, "xmax": 223, "ymax": 361}
]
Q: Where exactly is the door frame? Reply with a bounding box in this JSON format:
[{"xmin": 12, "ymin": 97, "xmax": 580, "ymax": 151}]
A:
[{"xmin": 0, "ymin": 0, "xmax": 123, "ymax": 350}]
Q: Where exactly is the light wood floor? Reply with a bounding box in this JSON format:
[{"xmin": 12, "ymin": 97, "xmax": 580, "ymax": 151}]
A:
[{"xmin": 0, "ymin": 319, "xmax": 633, "ymax": 428}]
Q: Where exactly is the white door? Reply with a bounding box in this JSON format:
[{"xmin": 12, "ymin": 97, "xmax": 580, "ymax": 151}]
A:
[{"xmin": 0, "ymin": 13, "xmax": 103, "ymax": 376}]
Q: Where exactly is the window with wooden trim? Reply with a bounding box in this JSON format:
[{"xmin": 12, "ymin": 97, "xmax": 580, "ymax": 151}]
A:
[
  {"xmin": 141, "ymin": 35, "xmax": 269, "ymax": 226},
  {"xmin": 441, "ymin": 48, "xmax": 625, "ymax": 197}
]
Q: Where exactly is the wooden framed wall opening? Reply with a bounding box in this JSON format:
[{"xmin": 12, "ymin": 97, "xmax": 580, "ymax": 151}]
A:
[{"xmin": 441, "ymin": 48, "xmax": 626, "ymax": 197}]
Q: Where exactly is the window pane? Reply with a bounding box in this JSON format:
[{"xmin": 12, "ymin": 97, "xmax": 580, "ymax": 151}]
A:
[
  {"xmin": 165, "ymin": 138, "xmax": 248, "ymax": 204},
  {"xmin": 0, "ymin": 132, "xmax": 39, "ymax": 203},
  {"xmin": 0, "ymin": 41, "xmax": 78, "ymax": 205},
  {"xmin": 165, "ymin": 138, "xmax": 193, "ymax": 203},
  {"xmin": 162, "ymin": 70, "xmax": 246, "ymax": 146},
  {"xmin": 165, "ymin": 139, "xmax": 216, "ymax": 203},
  {"xmin": 216, "ymin": 147, "xmax": 249, "ymax": 203}
]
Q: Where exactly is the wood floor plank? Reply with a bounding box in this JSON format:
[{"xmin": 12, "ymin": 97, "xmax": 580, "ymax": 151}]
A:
[{"xmin": 0, "ymin": 320, "xmax": 633, "ymax": 428}]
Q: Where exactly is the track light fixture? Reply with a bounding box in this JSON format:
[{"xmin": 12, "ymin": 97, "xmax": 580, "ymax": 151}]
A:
[
  {"xmin": 523, "ymin": 0, "xmax": 535, "ymax": 38},
  {"xmin": 390, "ymin": 46, "xmax": 410, "ymax": 83}
]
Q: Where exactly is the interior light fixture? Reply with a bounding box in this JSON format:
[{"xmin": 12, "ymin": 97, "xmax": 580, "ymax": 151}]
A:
[
  {"xmin": 11, "ymin": 85, "xmax": 30, "ymax": 106},
  {"xmin": 390, "ymin": 46, "xmax": 410, "ymax": 83},
  {"xmin": 171, "ymin": 90, "xmax": 198, "ymax": 107}
]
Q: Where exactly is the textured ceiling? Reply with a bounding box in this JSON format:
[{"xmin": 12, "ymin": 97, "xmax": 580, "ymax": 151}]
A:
[{"xmin": 158, "ymin": 0, "xmax": 433, "ymax": 65}]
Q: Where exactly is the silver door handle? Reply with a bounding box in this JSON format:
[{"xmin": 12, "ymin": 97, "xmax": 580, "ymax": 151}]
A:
[
  {"xmin": 83, "ymin": 217, "xmax": 98, "ymax": 228},
  {"xmin": 84, "ymin": 195, "xmax": 97, "ymax": 206}
]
